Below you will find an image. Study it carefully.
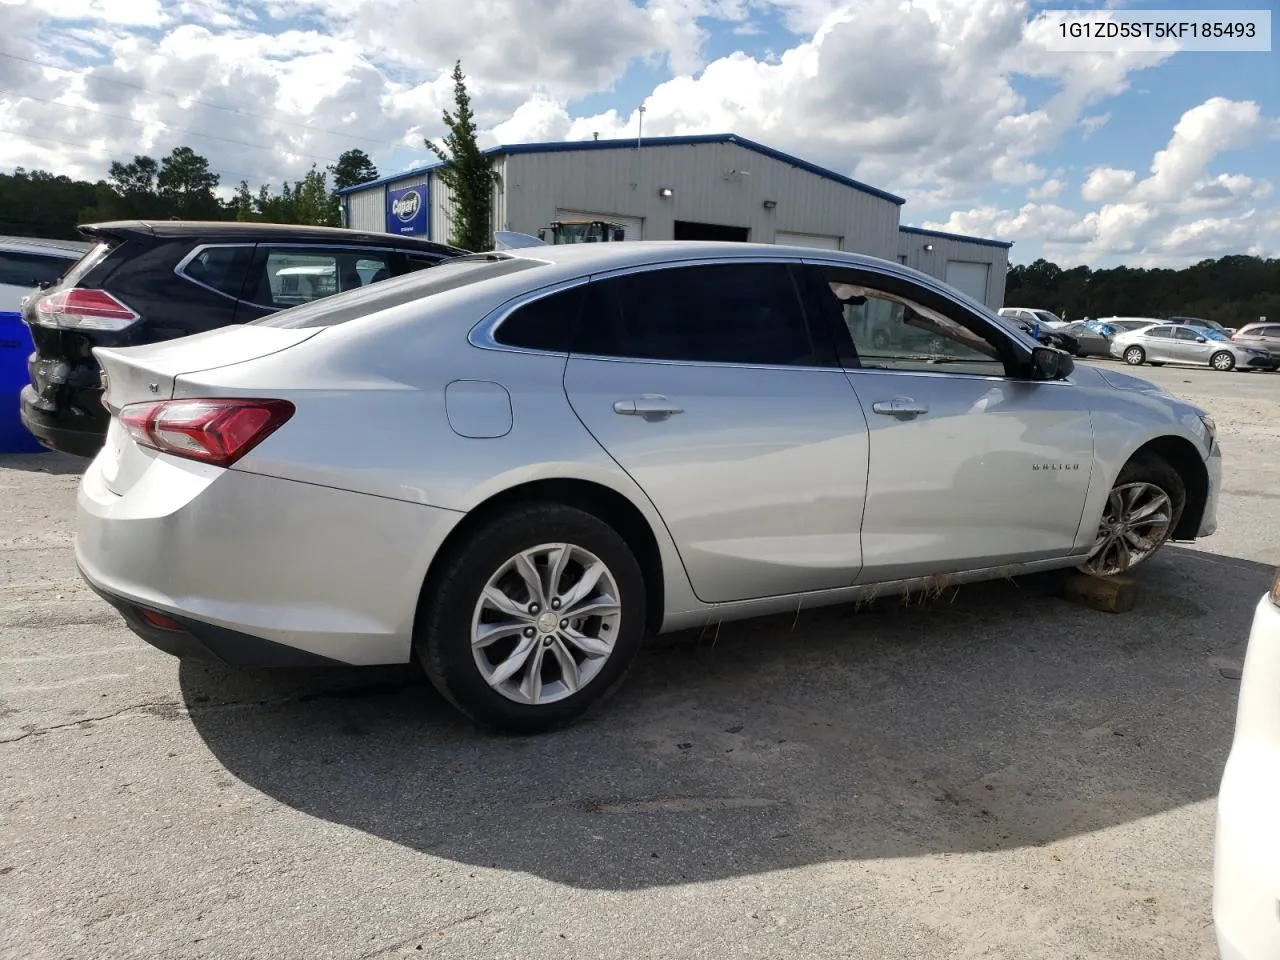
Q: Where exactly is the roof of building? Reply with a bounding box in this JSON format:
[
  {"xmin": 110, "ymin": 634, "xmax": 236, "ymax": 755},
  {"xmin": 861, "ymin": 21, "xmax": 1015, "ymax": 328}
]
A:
[
  {"xmin": 899, "ymin": 225, "xmax": 1013, "ymax": 249},
  {"xmin": 336, "ymin": 134, "xmax": 906, "ymax": 205}
]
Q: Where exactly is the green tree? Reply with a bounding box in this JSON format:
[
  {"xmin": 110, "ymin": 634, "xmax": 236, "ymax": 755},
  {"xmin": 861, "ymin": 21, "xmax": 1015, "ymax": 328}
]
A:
[
  {"xmin": 328, "ymin": 149, "xmax": 379, "ymax": 190},
  {"xmin": 157, "ymin": 146, "xmax": 221, "ymax": 219},
  {"xmin": 0, "ymin": 168, "xmax": 99, "ymax": 237},
  {"xmin": 229, "ymin": 180, "xmax": 257, "ymax": 222},
  {"xmin": 247, "ymin": 167, "xmax": 341, "ymax": 226},
  {"xmin": 426, "ymin": 60, "xmax": 496, "ymax": 251},
  {"xmin": 290, "ymin": 165, "xmax": 342, "ymax": 226}
]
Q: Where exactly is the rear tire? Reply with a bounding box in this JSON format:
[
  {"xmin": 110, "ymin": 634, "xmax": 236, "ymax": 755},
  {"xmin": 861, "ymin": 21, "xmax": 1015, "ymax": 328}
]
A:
[
  {"xmin": 1079, "ymin": 454, "xmax": 1185, "ymax": 577},
  {"xmin": 1123, "ymin": 346, "xmax": 1146, "ymax": 366},
  {"xmin": 415, "ymin": 503, "xmax": 647, "ymax": 733},
  {"xmin": 1210, "ymin": 351, "xmax": 1235, "ymax": 372}
]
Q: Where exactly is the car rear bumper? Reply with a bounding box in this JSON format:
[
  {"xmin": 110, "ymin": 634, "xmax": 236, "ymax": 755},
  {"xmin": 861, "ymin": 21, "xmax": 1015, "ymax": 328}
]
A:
[
  {"xmin": 1214, "ymin": 594, "xmax": 1280, "ymax": 959},
  {"xmin": 80, "ymin": 570, "xmax": 345, "ymax": 666},
  {"xmin": 75, "ymin": 451, "xmax": 464, "ymax": 666},
  {"xmin": 19, "ymin": 345, "xmax": 110, "ymax": 458}
]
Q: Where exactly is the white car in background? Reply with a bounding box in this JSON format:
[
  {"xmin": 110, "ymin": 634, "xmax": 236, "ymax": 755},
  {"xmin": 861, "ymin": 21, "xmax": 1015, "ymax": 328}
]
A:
[
  {"xmin": 0, "ymin": 236, "xmax": 90, "ymax": 314},
  {"xmin": 998, "ymin": 306, "xmax": 1069, "ymax": 329},
  {"xmin": 1095, "ymin": 317, "xmax": 1163, "ymax": 334},
  {"xmin": 1215, "ymin": 567, "xmax": 1280, "ymax": 960}
]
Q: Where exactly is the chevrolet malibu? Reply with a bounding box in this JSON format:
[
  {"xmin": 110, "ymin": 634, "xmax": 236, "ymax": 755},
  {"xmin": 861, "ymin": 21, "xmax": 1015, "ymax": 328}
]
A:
[{"xmin": 76, "ymin": 243, "xmax": 1221, "ymax": 732}]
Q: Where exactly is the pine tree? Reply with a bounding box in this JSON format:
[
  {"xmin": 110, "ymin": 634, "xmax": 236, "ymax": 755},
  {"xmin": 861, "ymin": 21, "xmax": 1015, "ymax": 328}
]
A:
[{"xmin": 426, "ymin": 61, "xmax": 497, "ymax": 251}]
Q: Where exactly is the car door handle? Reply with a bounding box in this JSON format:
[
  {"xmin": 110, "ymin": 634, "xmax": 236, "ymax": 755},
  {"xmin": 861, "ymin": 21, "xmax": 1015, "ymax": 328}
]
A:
[
  {"xmin": 613, "ymin": 395, "xmax": 684, "ymax": 418},
  {"xmin": 871, "ymin": 398, "xmax": 929, "ymax": 418}
]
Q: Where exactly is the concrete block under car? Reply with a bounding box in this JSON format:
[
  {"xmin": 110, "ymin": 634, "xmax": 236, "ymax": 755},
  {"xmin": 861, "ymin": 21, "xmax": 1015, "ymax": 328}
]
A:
[{"xmin": 1060, "ymin": 571, "xmax": 1139, "ymax": 614}]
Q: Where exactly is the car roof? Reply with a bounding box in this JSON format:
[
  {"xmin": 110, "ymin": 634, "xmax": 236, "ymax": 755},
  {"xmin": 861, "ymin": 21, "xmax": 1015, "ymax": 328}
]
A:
[
  {"xmin": 0, "ymin": 235, "xmax": 92, "ymax": 258},
  {"xmin": 502, "ymin": 240, "xmax": 910, "ymax": 274},
  {"xmin": 78, "ymin": 220, "xmax": 464, "ymax": 254}
]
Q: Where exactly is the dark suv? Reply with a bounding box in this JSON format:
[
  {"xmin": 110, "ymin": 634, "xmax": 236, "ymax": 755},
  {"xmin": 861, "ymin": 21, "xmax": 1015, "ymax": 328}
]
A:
[{"xmin": 20, "ymin": 221, "xmax": 463, "ymax": 456}]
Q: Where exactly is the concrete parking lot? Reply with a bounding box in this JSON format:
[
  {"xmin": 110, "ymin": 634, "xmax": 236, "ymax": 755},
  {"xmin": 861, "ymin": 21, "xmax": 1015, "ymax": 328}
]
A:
[{"xmin": 2, "ymin": 361, "xmax": 1277, "ymax": 960}]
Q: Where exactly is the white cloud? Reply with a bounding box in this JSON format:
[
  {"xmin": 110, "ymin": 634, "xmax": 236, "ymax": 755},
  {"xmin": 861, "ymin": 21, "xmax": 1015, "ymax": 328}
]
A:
[
  {"xmin": 1081, "ymin": 166, "xmax": 1136, "ymax": 202},
  {"xmin": 928, "ymin": 97, "xmax": 1278, "ymax": 266},
  {"xmin": 1079, "ymin": 112, "xmax": 1110, "ymax": 138},
  {"xmin": 1027, "ymin": 177, "xmax": 1064, "ymax": 200}
]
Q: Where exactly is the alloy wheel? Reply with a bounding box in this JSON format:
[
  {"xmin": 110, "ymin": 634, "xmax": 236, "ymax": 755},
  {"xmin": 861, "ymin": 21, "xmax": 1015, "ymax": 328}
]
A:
[
  {"xmin": 1123, "ymin": 347, "xmax": 1144, "ymax": 365},
  {"xmin": 1211, "ymin": 351, "xmax": 1235, "ymax": 371},
  {"xmin": 1081, "ymin": 482, "xmax": 1173, "ymax": 576},
  {"xmin": 471, "ymin": 543, "xmax": 622, "ymax": 705}
]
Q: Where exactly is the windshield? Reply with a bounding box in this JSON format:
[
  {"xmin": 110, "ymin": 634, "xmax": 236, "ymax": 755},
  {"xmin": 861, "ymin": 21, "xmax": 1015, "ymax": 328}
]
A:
[
  {"xmin": 1032, "ymin": 310, "xmax": 1062, "ymax": 325},
  {"xmin": 1198, "ymin": 327, "xmax": 1230, "ymax": 341}
]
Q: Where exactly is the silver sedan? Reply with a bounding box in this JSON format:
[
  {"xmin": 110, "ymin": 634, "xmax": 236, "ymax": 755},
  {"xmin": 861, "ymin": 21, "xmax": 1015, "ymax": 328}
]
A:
[
  {"xmin": 77, "ymin": 242, "xmax": 1221, "ymax": 732},
  {"xmin": 1109, "ymin": 323, "xmax": 1273, "ymax": 372}
]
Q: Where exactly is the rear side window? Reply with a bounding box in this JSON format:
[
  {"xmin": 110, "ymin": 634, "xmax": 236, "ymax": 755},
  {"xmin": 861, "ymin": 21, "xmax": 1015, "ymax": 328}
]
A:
[
  {"xmin": 178, "ymin": 246, "xmax": 253, "ymax": 299},
  {"xmin": 0, "ymin": 250, "xmax": 75, "ymax": 287},
  {"xmin": 252, "ymin": 255, "xmax": 543, "ymax": 329},
  {"xmin": 573, "ymin": 263, "xmax": 818, "ymax": 366},
  {"xmin": 1146, "ymin": 326, "xmax": 1174, "ymax": 338},
  {"xmin": 494, "ymin": 285, "xmax": 586, "ymax": 352}
]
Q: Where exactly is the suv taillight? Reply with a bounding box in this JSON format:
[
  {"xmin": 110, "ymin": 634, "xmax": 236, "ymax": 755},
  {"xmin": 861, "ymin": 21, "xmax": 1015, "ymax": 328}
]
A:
[
  {"xmin": 35, "ymin": 289, "xmax": 139, "ymax": 331},
  {"xmin": 119, "ymin": 399, "xmax": 294, "ymax": 467}
]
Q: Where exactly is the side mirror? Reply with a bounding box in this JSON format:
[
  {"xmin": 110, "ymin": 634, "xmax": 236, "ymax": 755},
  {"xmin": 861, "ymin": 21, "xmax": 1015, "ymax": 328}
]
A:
[
  {"xmin": 1195, "ymin": 336, "xmax": 1207, "ymax": 343},
  {"xmin": 1030, "ymin": 346, "xmax": 1073, "ymax": 381}
]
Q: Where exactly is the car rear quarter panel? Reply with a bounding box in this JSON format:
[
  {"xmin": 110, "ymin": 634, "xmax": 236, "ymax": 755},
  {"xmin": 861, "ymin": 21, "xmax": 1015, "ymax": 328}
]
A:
[{"xmin": 178, "ymin": 289, "xmax": 704, "ymax": 624}]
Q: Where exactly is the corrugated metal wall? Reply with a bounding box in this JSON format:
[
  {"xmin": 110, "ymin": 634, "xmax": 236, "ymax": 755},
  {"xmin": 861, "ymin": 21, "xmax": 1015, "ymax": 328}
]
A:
[
  {"xmin": 430, "ymin": 159, "xmax": 506, "ymax": 247},
  {"xmin": 500, "ymin": 142, "xmax": 901, "ymax": 260},
  {"xmin": 346, "ymin": 184, "xmax": 385, "ymax": 233},
  {"xmin": 897, "ymin": 231, "xmax": 1010, "ymax": 309}
]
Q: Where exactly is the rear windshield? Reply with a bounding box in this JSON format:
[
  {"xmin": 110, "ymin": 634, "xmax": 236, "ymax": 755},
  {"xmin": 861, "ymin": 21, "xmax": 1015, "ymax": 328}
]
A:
[
  {"xmin": 251, "ymin": 255, "xmax": 543, "ymax": 329},
  {"xmin": 59, "ymin": 241, "xmax": 114, "ymax": 289}
]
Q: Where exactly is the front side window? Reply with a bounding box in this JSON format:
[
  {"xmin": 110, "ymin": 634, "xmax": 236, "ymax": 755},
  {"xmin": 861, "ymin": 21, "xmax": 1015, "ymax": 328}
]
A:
[
  {"xmin": 573, "ymin": 262, "xmax": 822, "ymax": 367},
  {"xmin": 1173, "ymin": 327, "xmax": 1204, "ymax": 341},
  {"xmin": 0, "ymin": 251, "xmax": 75, "ymax": 288},
  {"xmin": 1032, "ymin": 310, "xmax": 1062, "ymax": 325},
  {"xmin": 809, "ymin": 267, "xmax": 1006, "ymax": 377}
]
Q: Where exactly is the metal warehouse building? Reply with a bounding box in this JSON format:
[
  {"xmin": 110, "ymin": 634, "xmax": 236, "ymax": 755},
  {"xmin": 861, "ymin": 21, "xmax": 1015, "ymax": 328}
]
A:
[{"xmin": 339, "ymin": 134, "xmax": 1011, "ymax": 308}]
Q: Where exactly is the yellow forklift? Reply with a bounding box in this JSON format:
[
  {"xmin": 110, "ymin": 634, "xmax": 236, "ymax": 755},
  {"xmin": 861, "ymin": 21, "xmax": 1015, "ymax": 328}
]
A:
[{"xmin": 536, "ymin": 219, "xmax": 627, "ymax": 244}]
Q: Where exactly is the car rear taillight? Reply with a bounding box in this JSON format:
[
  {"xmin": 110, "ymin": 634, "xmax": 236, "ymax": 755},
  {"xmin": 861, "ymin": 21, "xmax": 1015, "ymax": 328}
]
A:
[
  {"xmin": 1271, "ymin": 568, "xmax": 1280, "ymax": 610},
  {"xmin": 119, "ymin": 398, "xmax": 294, "ymax": 467},
  {"xmin": 34, "ymin": 289, "xmax": 139, "ymax": 331}
]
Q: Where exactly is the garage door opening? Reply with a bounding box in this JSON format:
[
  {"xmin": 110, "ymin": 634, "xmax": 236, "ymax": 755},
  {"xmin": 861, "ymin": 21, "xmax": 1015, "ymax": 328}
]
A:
[
  {"xmin": 674, "ymin": 221, "xmax": 749, "ymax": 242},
  {"xmin": 775, "ymin": 231, "xmax": 841, "ymax": 250},
  {"xmin": 944, "ymin": 260, "xmax": 991, "ymax": 304}
]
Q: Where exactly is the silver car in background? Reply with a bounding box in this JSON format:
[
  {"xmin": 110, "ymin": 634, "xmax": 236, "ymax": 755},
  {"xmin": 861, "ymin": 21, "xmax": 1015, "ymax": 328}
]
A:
[
  {"xmin": 76, "ymin": 242, "xmax": 1221, "ymax": 732},
  {"xmin": 1110, "ymin": 322, "xmax": 1273, "ymax": 372}
]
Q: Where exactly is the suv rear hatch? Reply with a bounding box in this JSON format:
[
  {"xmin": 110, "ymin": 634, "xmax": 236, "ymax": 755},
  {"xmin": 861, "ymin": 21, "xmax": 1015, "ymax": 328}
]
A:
[
  {"xmin": 22, "ymin": 229, "xmax": 135, "ymax": 422},
  {"xmin": 95, "ymin": 324, "xmax": 320, "ymax": 494}
]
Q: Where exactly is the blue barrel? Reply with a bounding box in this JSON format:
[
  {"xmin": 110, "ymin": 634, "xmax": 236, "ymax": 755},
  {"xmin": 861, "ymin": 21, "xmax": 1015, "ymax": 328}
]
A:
[{"xmin": 0, "ymin": 310, "xmax": 44, "ymax": 453}]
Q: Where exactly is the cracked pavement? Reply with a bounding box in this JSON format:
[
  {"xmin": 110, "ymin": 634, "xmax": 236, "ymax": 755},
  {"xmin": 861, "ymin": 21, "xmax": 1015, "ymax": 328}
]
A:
[{"xmin": 2, "ymin": 361, "xmax": 1278, "ymax": 959}]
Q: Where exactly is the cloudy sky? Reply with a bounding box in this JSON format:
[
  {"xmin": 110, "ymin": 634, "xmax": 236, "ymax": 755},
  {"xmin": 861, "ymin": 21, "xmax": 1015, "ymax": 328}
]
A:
[{"xmin": 0, "ymin": 0, "xmax": 1275, "ymax": 266}]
